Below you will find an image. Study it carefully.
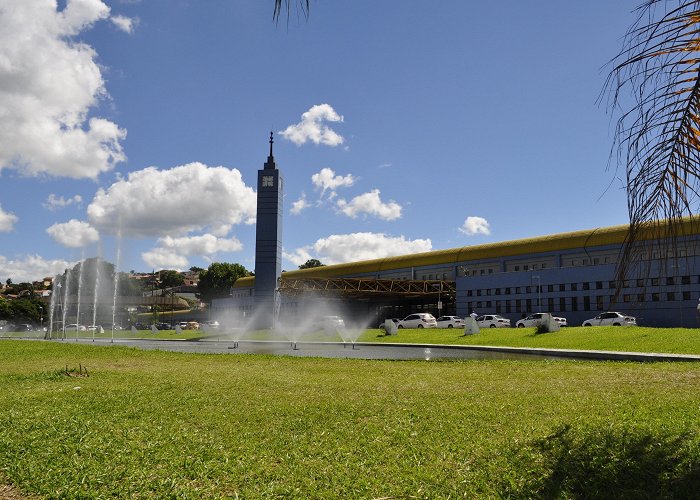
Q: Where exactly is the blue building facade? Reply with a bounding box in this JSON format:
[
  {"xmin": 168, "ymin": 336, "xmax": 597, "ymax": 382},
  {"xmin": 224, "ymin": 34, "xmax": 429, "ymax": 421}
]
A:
[{"xmin": 220, "ymin": 220, "xmax": 700, "ymax": 328}]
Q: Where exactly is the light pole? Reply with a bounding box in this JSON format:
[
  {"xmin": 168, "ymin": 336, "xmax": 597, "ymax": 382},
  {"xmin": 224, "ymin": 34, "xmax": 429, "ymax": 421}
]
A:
[{"xmin": 532, "ymin": 275, "xmax": 541, "ymax": 312}]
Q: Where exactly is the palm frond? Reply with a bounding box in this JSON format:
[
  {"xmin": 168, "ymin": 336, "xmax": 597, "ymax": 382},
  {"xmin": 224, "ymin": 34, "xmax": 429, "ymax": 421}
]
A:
[
  {"xmin": 273, "ymin": 0, "xmax": 310, "ymax": 23},
  {"xmin": 604, "ymin": 0, "xmax": 700, "ymax": 292}
]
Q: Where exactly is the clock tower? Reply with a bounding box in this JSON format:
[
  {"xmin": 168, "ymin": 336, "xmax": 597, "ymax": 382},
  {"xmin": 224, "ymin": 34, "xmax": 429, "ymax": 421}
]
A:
[{"xmin": 253, "ymin": 132, "xmax": 283, "ymax": 328}]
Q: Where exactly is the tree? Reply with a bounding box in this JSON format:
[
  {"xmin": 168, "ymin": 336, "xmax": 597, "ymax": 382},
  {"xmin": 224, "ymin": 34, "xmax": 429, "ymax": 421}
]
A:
[
  {"xmin": 196, "ymin": 263, "xmax": 250, "ymax": 305},
  {"xmin": 604, "ymin": 1, "xmax": 700, "ymax": 286},
  {"xmin": 158, "ymin": 270, "xmax": 185, "ymax": 291},
  {"xmin": 189, "ymin": 266, "xmax": 204, "ymax": 273},
  {"xmin": 298, "ymin": 259, "xmax": 325, "ymax": 269}
]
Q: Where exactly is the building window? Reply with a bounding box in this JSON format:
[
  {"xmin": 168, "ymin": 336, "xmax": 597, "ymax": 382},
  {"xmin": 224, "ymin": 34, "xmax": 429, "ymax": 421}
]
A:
[
  {"xmin": 486, "ymin": 301, "xmax": 492, "ymax": 308},
  {"xmin": 667, "ymin": 277, "xmax": 674, "ymax": 286},
  {"xmin": 682, "ymin": 275, "xmax": 691, "ymax": 285},
  {"xmin": 505, "ymin": 287, "xmax": 511, "ymax": 295},
  {"xmin": 623, "ymin": 280, "xmax": 631, "ymax": 288},
  {"xmin": 515, "ymin": 300, "xmax": 522, "ymax": 313},
  {"xmin": 486, "ymin": 289, "xmax": 492, "ymax": 296},
  {"xmin": 476, "ymin": 302, "xmax": 482, "ymax": 308},
  {"xmin": 637, "ymin": 293, "xmax": 645, "ymax": 303},
  {"xmin": 596, "ymin": 296, "xmax": 604, "ymax": 310},
  {"xmin": 488, "ymin": 269, "xmax": 493, "ymax": 274},
  {"xmin": 623, "ymin": 294, "xmax": 631, "ymax": 303},
  {"xmin": 560, "ymin": 297, "xmax": 566, "ymax": 312},
  {"xmin": 652, "ymin": 293, "xmax": 660, "ymax": 302},
  {"xmin": 480, "ymin": 269, "xmax": 485, "ymax": 276},
  {"xmin": 593, "ymin": 257, "xmax": 600, "ymax": 265},
  {"xmin": 571, "ymin": 283, "xmax": 578, "ymax": 292},
  {"xmin": 636, "ymin": 279, "xmax": 644, "ymax": 287},
  {"xmin": 524, "ymin": 265, "xmax": 529, "ymax": 271},
  {"xmin": 526, "ymin": 286, "xmax": 532, "ymax": 294},
  {"xmin": 651, "ymin": 277, "xmax": 659, "ymax": 286},
  {"xmin": 505, "ymin": 300, "xmax": 512, "ymax": 313},
  {"xmin": 526, "ymin": 298, "xmax": 532, "ymax": 312},
  {"xmin": 667, "ymin": 292, "xmax": 675, "ymax": 301},
  {"xmin": 559, "ymin": 284, "xmax": 565, "ymax": 292},
  {"xmin": 514, "ymin": 266, "xmax": 520, "ymax": 271},
  {"xmin": 515, "ymin": 287, "xmax": 521, "ymax": 294},
  {"xmin": 548, "ymin": 298, "xmax": 554, "ymax": 311},
  {"xmin": 583, "ymin": 282, "xmax": 590, "ymax": 290},
  {"xmin": 496, "ymin": 302, "xmax": 502, "ymax": 313},
  {"xmin": 548, "ymin": 284, "xmax": 554, "ymax": 293},
  {"xmin": 542, "ymin": 263, "xmax": 547, "ymax": 269},
  {"xmin": 495, "ymin": 288, "xmax": 501, "ymax": 295},
  {"xmin": 683, "ymin": 291, "xmax": 691, "ymax": 301},
  {"xmin": 609, "ymin": 281, "xmax": 616, "ymax": 289},
  {"xmin": 571, "ymin": 297, "xmax": 578, "ymax": 311},
  {"xmin": 583, "ymin": 296, "xmax": 590, "ymax": 311}
]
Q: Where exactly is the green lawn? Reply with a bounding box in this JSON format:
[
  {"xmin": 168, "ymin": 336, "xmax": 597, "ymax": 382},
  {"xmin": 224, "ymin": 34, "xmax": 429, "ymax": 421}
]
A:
[
  {"xmin": 357, "ymin": 326, "xmax": 700, "ymax": 355},
  {"xmin": 1, "ymin": 341, "xmax": 700, "ymax": 498},
  {"xmin": 5, "ymin": 325, "xmax": 700, "ymax": 355}
]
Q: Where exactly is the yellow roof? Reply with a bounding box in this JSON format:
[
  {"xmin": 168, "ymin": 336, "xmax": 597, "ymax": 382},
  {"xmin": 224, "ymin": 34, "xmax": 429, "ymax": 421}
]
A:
[{"xmin": 233, "ymin": 218, "xmax": 700, "ymax": 288}]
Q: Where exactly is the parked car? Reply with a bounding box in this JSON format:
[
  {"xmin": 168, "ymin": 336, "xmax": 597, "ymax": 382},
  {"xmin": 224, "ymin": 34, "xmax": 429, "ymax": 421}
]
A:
[
  {"xmin": 397, "ymin": 313, "xmax": 437, "ymax": 329},
  {"xmin": 378, "ymin": 318, "xmax": 400, "ymax": 330},
  {"xmin": 435, "ymin": 315, "xmax": 465, "ymax": 328},
  {"xmin": 15, "ymin": 324, "xmax": 33, "ymax": 332},
  {"xmin": 316, "ymin": 316, "xmax": 345, "ymax": 330},
  {"xmin": 155, "ymin": 322, "xmax": 172, "ymax": 330},
  {"xmin": 475, "ymin": 314, "xmax": 511, "ymax": 328},
  {"xmin": 65, "ymin": 324, "xmax": 86, "ymax": 331},
  {"xmin": 204, "ymin": 320, "xmax": 220, "ymax": 329},
  {"xmin": 582, "ymin": 312, "xmax": 637, "ymax": 327},
  {"xmin": 133, "ymin": 322, "xmax": 149, "ymax": 330},
  {"xmin": 516, "ymin": 313, "xmax": 567, "ymax": 328}
]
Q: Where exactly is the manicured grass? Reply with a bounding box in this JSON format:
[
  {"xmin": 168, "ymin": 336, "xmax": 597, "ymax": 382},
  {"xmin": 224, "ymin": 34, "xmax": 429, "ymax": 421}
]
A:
[
  {"xmin": 357, "ymin": 326, "xmax": 700, "ymax": 355},
  {"xmin": 5, "ymin": 325, "xmax": 700, "ymax": 355},
  {"xmin": 1, "ymin": 340, "xmax": 700, "ymax": 498}
]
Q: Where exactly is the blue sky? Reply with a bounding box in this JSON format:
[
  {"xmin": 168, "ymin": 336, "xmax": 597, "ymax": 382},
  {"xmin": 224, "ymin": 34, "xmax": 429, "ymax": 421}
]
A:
[{"xmin": 0, "ymin": 0, "xmax": 639, "ymax": 282}]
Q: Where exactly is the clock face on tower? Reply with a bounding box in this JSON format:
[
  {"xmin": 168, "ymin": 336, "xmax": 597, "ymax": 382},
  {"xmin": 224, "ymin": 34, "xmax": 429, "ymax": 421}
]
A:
[{"xmin": 262, "ymin": 175, "xmax": 274, "ymax": 187}]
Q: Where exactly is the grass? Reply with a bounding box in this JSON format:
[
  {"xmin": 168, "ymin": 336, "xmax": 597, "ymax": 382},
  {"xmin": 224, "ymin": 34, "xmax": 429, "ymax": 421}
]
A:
[
  {"xmin": 5, "ymin": 325, "xmax": 700, "ymax": 355},
  {"xmin": 1, "ymin": 341, "xmax": 700, "ymax": 498}
]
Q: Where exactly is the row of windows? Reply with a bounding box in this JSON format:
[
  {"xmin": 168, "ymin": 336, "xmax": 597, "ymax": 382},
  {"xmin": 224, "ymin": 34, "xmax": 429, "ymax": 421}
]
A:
[
  {"xmin": 466, "ymin": 275, "xmax": 699, "ymax": 297},
  {"xmin": 467, "ymin": 291, "xmax": 696, "ymax": 314}
]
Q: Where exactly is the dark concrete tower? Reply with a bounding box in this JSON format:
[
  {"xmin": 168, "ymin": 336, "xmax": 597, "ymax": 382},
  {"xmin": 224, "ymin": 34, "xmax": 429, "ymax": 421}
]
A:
[{"xmin": 253, "ymin": 132, "xmax": 283, "ymax": 328}]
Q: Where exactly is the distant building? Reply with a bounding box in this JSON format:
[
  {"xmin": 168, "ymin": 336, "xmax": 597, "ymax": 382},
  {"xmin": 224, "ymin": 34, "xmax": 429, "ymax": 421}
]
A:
[{"xmin": 215, "ymin": 219, "xmax": 700, "ymax": 328}]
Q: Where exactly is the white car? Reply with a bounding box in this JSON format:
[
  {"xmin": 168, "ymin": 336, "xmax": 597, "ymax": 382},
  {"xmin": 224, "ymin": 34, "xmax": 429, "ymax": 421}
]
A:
[
  {"xmin": 516, "ymin": 313, "xmax": 567, "ymax": 328},
  {"xmin": 582, "ymin": 312, "xmax": 637, "ymax": 327},
  {"xmin": 319, "ymin": 316, "xmax": 345, "ymax": 329},
  {"xmin": 397, "ymin": 313, "xmax": 437, "ymax": 329},
  {"xmin": 475, "ymin": 314, "xmax": 511, "ymax": 328},
  {"xmin": 435, "ymin": 316, "xmax": 465, "ymax": 328},
  {"xmin": 65, "ymin": 324, "xmax": 87, "ymax": 331}
]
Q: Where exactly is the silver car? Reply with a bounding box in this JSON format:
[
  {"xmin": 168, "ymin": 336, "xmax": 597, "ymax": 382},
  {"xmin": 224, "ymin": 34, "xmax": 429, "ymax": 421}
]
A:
[
  {"xmin": 582, "ymin": 312, "xmax": 636, "ymax": 327},
  {"xmin": 435, "ymin": 316, "xmax": 465, "ymax": 328},
  {"xmin": 397, "ymin": 313, "xmax": 437, "ymax": 329},
  {"xmin": 475, "ymin": 314, "xmax": 511, "ymax": 328}
]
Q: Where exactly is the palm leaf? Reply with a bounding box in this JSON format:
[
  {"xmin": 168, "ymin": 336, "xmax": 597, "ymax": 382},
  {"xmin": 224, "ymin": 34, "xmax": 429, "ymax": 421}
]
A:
[
  {"xmin": 604, "ymin": 0, "xmax": 700, "ymax": 292},
  {"xmin": 273, "ymin": 0, "xmax": 310, "ymax": 23}
]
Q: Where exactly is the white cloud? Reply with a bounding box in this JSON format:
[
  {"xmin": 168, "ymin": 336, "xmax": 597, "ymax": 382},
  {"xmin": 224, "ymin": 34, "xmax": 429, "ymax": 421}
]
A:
[
  {"xmin": 459, "ymin": 216, "xmax": 491, "ymax": 236},
  {"xmin": 291, "ymin": 193, "xmax": 309, "ymax": 215},
  {"xmin": 282, "ymin": 247, "xmax": 314, "ymax": 267},
  {"xmin": 46, "ymin": 219, "xmax": 100, "ymax": 248},
  {"xmin": 43, "ymin": 194, "xmax": 83, "ymax": 211},
  {"xmin": 279, "ymin": 104, "xmax": 344, "ymax": 146},
  {"xmin": 110, "ymin": 14, "xmax": 136, "ymax": 33},
  {"xmin": 0, "ymin": 254, "xmax": 73, "ymax": 283},
  {"xmin": 140, "ymin": 248, "xmax": 189, "ymax": 271},
  {"xmin": 0, "ymin": 0, "xmax": 127, "ymax": 179},
  {"xmin": 285, "ymin": 232, "xmax": 432, "ymax": 266},
  {"xmin": 0, "ymin": 204, "xmax": 18, "ymax": 232},
  {"xmin": 143, "ymin": 234, "xmax": 243, "ymax": 270},
  {"xmin": 311, "ymin": 168, "xmax": 355, "ymax": 197},
  {"xmin": 336, "ymin": 189, "xmax": 402, "ymax": 221},
  {"xmin": 87, "ymin": 162, "xmax": 257, "ymax": 238}
]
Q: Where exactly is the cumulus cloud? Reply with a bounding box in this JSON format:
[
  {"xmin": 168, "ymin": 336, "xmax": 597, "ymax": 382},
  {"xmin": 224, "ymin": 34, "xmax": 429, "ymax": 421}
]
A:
[
  {"xmin": 336, "ymin": 189, "xmax": 402, "ymax": 221},
  {"xmin": 87, "ymin": 162, "xmax": 257, "ymax": 238},
  {"xmin": 0, "ymin": 204, "xmax": 18, "ymax": 232},
  {"xmin": 279, "ymin": 104, "xmax": 344, "ymax": 146},
  {"xmin": 43, "ymin": 194, "xmax": 83, "ymax": 211},
  {"xmin": 284, "ymin": 232, "xmax": 432, "ymax": 266},
  {"xmin": 110, "ymin": 14, "xmax": 136, "ymax": 33},
  {"xmin": 459, "ymin": 216, "xmax": 491, "ymax": 236},
  {"xmin": 311, "ymin": 168, "xmax": 355, "ymax": 198},
  {"xmin": 46, "ymin": 219, "xmax": 100, "ymax": 248},
  {"xmin": 291, "ymin": 193, "xmax": 309, "ymax": 215},
  {"xmin": 142, "ymin": 234, "xmax": 242, "ymax": 270},
  {"xmin": 0, "ymin": 254, "xmax": 73, "ymax": 283},
  {"xmin": 0, "ymin": 0, "xmax": 127, "ymax": 179}
]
